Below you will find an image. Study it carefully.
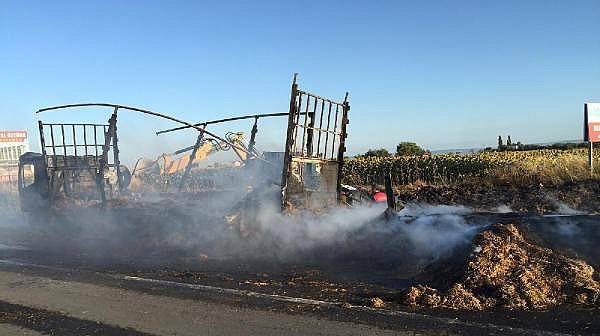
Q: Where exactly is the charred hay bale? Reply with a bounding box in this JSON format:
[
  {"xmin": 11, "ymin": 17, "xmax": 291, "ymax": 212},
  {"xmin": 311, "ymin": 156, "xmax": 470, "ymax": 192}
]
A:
[
  {"xmin": 404, "ymin": 285, "xmax": 442, "ymax": 307},
  {"xmin": 405, "ymin": 223, "xmax": 600, "ymax": 310}
]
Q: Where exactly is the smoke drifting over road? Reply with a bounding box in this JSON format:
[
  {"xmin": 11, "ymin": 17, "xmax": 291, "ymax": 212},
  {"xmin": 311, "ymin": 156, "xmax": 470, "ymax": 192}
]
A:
[
  {"xmin": 1, "ymin": 184, "xmax": 481, "ymax": 267},
  {"xmin": 1, "ymin": 183, "xmax": 599, "ymax": 277}
]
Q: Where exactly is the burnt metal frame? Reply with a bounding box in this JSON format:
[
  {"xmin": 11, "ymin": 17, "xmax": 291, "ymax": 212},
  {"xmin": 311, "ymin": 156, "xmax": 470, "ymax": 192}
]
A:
[
  {"xmin": 156, "ymin": 112, "xmax": 295, "ymax": 135},
  {"xmin": 37, "ymin": 103, "xmax": 272, "ymax": 196},
  {"xmin": 37, "ymin": 110, "xmax": 121, "ymax": 205},
  {"xmin": 280, "ymin": 74, "xmax": 350, "ymax": 210},
  {"xmin": 156, "ymin": 109, "xmax": 309, "ymax": 191},
  {"xmin": 155, "ymin": 111, "xmax": 309, "ymax": 163},
  {"xmin": 37, "ymin": 103, "xmax": 255, "ymax": 160}
]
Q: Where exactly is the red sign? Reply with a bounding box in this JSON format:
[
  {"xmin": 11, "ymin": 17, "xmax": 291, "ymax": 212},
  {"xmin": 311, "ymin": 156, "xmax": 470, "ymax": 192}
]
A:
[
  {"xmin": 584, "ymin": 104, "xmax": 600, "ymax": 143},
  {"xmin": 0, "ymin": 131, "xmax": 27, "ymax": 143}
]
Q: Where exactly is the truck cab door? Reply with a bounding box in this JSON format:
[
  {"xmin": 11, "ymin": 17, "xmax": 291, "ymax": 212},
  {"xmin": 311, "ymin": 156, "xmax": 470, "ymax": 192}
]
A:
[{"xmin": 18, "ymin": 153, "xmax": 49, "ymax": 211}]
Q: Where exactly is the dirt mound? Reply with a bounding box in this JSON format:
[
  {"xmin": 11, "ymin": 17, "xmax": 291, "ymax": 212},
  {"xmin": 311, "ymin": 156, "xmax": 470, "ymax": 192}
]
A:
[{"xmin": 405, "ymin": 223, "xmax": 600, "ymax": 310}]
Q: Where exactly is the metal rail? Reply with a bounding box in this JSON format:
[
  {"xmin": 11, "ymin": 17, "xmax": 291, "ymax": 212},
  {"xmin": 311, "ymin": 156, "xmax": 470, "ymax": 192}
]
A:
[{"xmin": 155, "ymin": 112, "xmax": 296, "ymax": 135}]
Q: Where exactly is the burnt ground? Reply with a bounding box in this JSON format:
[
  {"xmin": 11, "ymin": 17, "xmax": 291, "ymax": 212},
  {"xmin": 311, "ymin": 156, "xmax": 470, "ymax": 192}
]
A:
[
  {"xmin": 0, "ymin": 208, "xmax": 599, "ymax": 335},
  {"xmin": 393, "ymin": 179, "xmax": 600, "ymax": 214}
]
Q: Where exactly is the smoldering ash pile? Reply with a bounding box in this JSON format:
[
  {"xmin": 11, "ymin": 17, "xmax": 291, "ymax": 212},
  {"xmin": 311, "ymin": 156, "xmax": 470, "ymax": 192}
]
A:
[{"xmin": 405, "ymin": 223, "xmax": 600, "ymax": 310}]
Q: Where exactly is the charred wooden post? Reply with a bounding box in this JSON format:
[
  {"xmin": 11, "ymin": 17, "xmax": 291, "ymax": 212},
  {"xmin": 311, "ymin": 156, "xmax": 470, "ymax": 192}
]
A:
[
  {"xmin": 98, "ymin": 112, "xmax": 117, "ymax": 206},
  {"xmin": 336, "ymin": 92, "xmax": 350, "ymax": 204},
  {"xmin": 384, "ymin": 171, "xmax": 396, "ymax": 212},
  {"xmin": 281, "ymin": 73, "xmax": 299, "ymax": 211},
  {"xmin": 110, "ymin": 108, "xmax": 123, "ymax": 192},
  {"xmin": 178, "ymin": 125, "xmax": 206, "ymax": 192},
  {"xmin": 383, "ymin": 172, "xmax": 397, "ymax": 220},
  {"xmin": 247, "ymin": 117, "xmax": 259, "ymax": 159}
]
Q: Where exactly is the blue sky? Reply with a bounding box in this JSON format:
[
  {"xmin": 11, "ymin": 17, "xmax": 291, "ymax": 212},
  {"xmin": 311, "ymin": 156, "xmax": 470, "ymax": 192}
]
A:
[{"xmin": 1, "ymin": 1, "xmax": 599, "ymax": 163}]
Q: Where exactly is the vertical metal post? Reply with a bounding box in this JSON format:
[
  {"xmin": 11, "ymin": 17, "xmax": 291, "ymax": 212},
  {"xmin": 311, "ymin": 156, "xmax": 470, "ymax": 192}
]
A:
[
  {"xmin": 336, "ymin": 92, "xmax": 350, "ymax": 204},
  {"xmin": 316, "ymin": 100, "xmax": 325, "ymax": 158},
  {"xmin": 306, "ymin": 98, "xmax": 317, "ymax": 157},
  {"xmin": 178, "ymin": 125, "xmax": 206, "ymax": 192},
  {"xmin": 83, "ymin": 125, "xmax": 88, "ymax": 157},
  {"xmin": 60, "ymin": 125, "xmax": 67, "ymax": 162},
  {"xmin": 281, "ymin": 73, "xmax": 299, "ymax": 211},
  {"xmin": 293, "ymin": 94, "xmax": 303, "ymax": 154},
  {"xmin": 323, "ymin": 102, "xmax": 332, "ymax": 159},
  {"xmin": 38, "ymin": 121, "xmax": 50, "ymax": 201},
  {"xmin": 72, "ymin": 124, "xmax": 77, "ymax": 157},
  {"xmin": 247, "ymin": 117, "xmax": 259, "ymax": 158},
  {"xmin": 98, "ymin": 117, "xmax": 115, "ymax": 206},
  {"xmin": 330, "ymin": 104, "xmax": 340, "ymax": 159},
  {"xmin": 49, "ymin": 125, "xmax": 57, "ymax": 167},
  {"xmin": 110, "ymin": 108, "xmax": 123, "ymax": 191},
  {"xmin": 300, "ymin": 96, "xmax": 312, "ymax": 156},
  {"xmin": 60, "ymin": 124, "xmax": 69, "ymax": 196},
  {"xmin": 94, "ymin": 126, "xmax": 99, "ymax": 158}
]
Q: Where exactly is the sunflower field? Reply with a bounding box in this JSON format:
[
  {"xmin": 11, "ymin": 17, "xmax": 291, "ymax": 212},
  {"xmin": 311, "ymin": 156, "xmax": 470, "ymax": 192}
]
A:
[{"xmin": 342, "ymin": 148, "xmax": 600, "ymax": 187}]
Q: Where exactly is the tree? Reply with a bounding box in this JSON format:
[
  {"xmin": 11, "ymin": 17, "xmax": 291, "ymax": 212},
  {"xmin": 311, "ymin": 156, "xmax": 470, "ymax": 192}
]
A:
[
  {"xmin": 360, "ymin": 148, "xmax": 391, "ymax": 158},
  {"xmin": 396, "ymin": 142, "xmax": 426, "ymax": 156}
]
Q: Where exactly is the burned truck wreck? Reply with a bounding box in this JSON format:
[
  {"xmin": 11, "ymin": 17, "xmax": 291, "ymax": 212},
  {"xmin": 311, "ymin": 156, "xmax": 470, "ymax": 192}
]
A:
[
  {"xmin": 154, "ymin": 74, "xmax": 355, "ymax": 212},
  {"xmin": 18, "ymin": 75, "xmax": 378, "ymax": 217}
]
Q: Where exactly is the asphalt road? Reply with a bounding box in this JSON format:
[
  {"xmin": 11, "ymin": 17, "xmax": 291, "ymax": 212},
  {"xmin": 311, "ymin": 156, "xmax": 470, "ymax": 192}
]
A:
[{"xmin": 0, "ymin": 270, "xmax": 414, "ymax": 336}]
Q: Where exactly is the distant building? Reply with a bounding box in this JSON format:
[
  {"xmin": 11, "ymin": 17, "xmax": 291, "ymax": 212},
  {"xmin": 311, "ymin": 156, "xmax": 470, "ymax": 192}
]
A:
[
  {"xmin": 0, "ymin": 130, "xmax": 29, "ymax": 167},
  {"xmin": 497, "ymin": 135, "xmax": 520, "ymax": 150}
]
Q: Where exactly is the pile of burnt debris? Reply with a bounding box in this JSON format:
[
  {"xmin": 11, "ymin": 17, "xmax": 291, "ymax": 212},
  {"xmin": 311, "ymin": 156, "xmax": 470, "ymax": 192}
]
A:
[{"xmin": 404, "ymin": 223, "xmax": 600, "ymax": 310}]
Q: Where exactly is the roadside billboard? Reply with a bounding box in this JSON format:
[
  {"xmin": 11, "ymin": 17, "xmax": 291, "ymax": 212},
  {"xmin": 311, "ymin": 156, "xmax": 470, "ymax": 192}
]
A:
[
  {"xmin": 584, "ymin": 103, "xmax": 600, "ymax": 143},
  {"xmin": 0, "ymin": 130, "xmax": 27, "ymax": 143}
]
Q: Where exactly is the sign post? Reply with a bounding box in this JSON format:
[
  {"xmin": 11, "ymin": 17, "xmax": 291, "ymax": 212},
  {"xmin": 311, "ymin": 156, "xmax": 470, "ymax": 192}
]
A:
[{"xmin": 584, "ymin": 103, "xmax": 600, "ymax": 176}]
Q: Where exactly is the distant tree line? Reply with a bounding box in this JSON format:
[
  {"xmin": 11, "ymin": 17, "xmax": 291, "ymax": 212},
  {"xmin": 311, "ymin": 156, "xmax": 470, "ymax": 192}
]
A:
[{"xmin": 358, "ymin": 142, "xmax": 429, "ymax": 157}]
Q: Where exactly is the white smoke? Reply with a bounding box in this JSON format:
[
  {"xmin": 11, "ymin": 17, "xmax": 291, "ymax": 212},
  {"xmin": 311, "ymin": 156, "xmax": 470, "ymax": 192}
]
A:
[
  {"xmin": 552, "ymin": 200, "xmax": 584, "ymax": 215},
  {"xmin": 493, "ymin": 204, "xmax": 513, "ymax": 213}
]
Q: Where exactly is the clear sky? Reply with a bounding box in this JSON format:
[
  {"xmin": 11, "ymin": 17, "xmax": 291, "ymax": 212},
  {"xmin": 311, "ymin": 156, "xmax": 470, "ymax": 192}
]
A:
[{"xmin": 1, "ymin": 0, "xmax": 599, "ymax": 163}]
